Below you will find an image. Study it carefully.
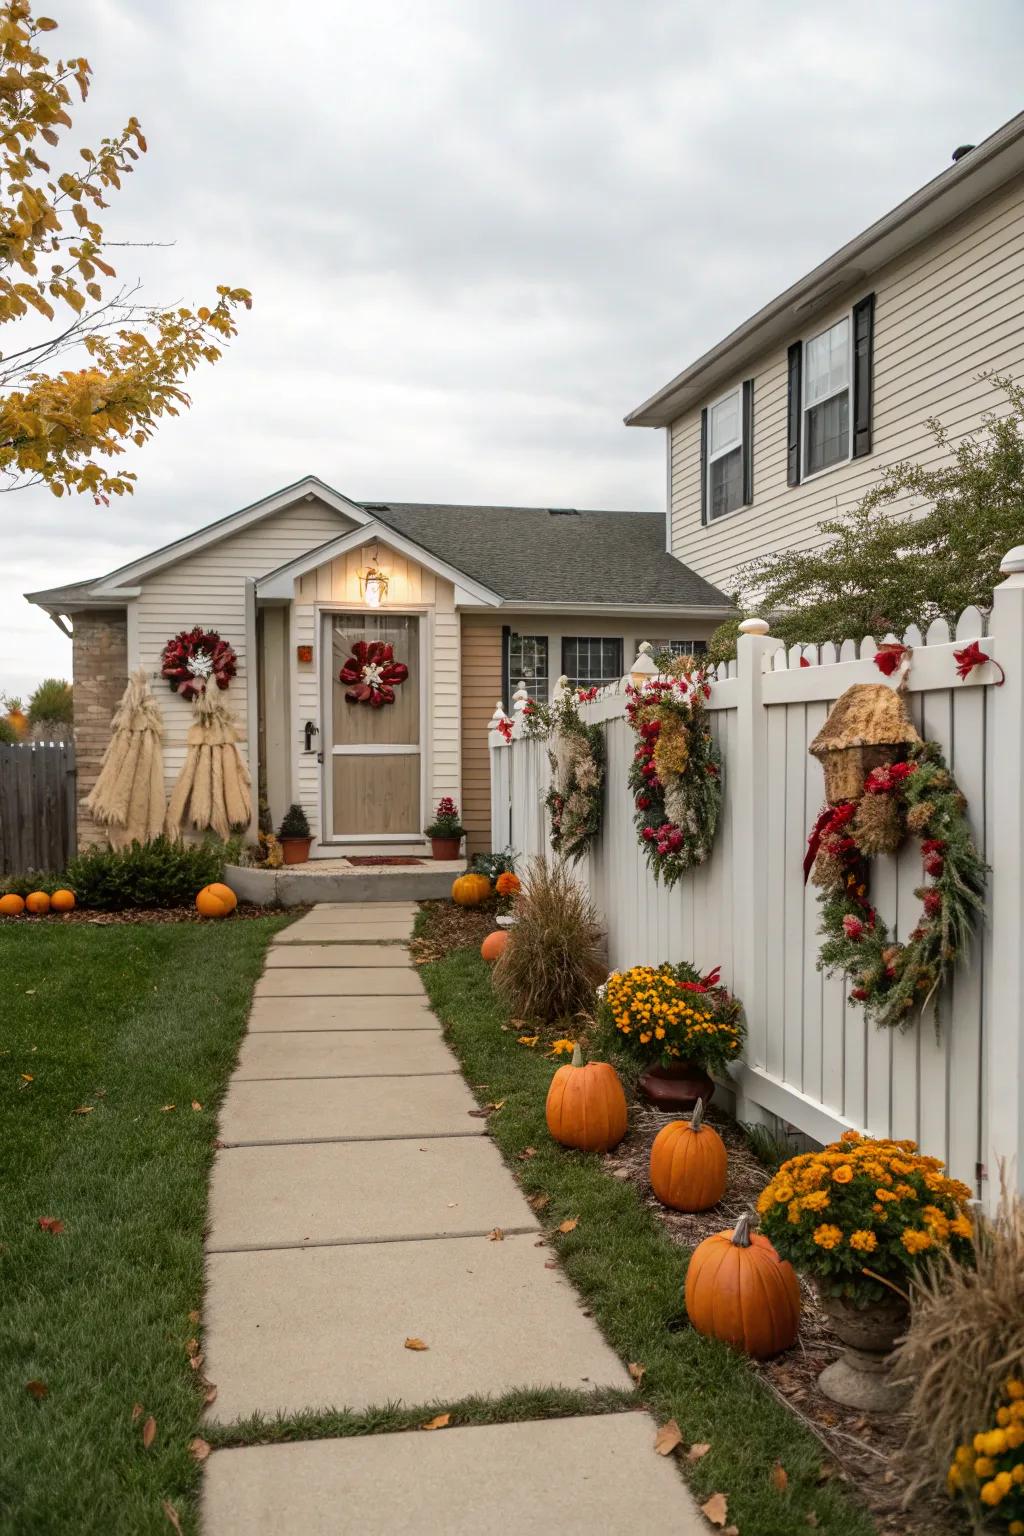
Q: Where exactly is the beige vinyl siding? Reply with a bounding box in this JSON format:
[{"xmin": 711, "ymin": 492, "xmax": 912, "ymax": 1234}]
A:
[
  {"xmin": 133, "ymin": 498, "xmax": 352, "ymax": 806},
  {"xmin": 670, "ymin": 170, "xmax": 1024, "ymax": 592},
  {"xmin": 460, "ymin": 616, "xmax": 503, "ymax": 858}
]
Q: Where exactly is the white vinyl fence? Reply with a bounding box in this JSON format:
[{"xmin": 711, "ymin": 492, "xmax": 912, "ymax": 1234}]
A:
[{"xmin": 490, "ymin": 554, "xmax": 1024, "ymax": 1208}]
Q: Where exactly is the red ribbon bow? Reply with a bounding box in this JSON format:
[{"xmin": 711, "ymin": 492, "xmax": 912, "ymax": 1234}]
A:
[{"xmin": 953, "ymin": 639, "xmax": 1004, "ymax": 686}]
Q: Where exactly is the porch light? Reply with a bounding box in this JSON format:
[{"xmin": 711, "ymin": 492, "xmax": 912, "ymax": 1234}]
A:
[
  {"xmin": 360, "ymin": 543, "xmax": 389, "ymax": 607},
  {"xmin": 629, "ymin": 641, "xmax": 659, "ymax": 689}
]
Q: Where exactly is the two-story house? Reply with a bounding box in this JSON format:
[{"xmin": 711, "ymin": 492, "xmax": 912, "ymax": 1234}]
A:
[{"xmin": 626, "ymin": 110, "xmax": 1024, "ymax": 595}]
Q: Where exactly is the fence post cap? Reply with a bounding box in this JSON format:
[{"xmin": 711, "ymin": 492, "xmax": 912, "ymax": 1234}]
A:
[
  {"xmin": 738, "ymin": 616, "xmax": 770, "ymax": 637},
  {"xmin": 1000, "ymin": 545, "xmax": 1024, "ymax": 574}
]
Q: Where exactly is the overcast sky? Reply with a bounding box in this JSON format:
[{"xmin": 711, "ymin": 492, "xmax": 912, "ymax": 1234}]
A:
[{"xmin": 2, "ymin": 0, "xmax": 1023, "ymax": 699}]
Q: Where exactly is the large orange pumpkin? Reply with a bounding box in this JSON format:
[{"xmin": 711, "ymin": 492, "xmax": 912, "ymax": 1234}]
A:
[
  {"xmin": 204, "ymin": 881, "xmax": 238, "ymax": 912},
  {"xmin": 25, "ymin": 891, "xmax": 51, "ymax": 915},
  {"xmin": 452, "ymin": 872, "xmax": 491, "ymax": 907},
  {"xmin": 685, "ymin": 1212, "xmax": 800, "ymax": 1358},
  {"xmin": 649, "ymin": 1098, "xmax": 727, "ymax": 1212},
  {"xmin": 481, "ymin": 930, "xmax": 508, "ymax": 963},
  {"xmin": 0, "ymin": 893, "xmax": 25, "ymax": 916},
  {"xmin": 545, "ymin": 1045, "xmax": 628, "ymax": 1153},
  {"xmin": 50, "ymin": 889, "xmax": 76, "ymax": 912},
  {"xmin": 196, "ymin": 885, "xmax": 233, "ymax": 919}
]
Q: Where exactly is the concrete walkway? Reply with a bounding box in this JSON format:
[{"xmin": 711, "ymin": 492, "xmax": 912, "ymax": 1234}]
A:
[{"xmin": 202, "ymin": 903, "xmax": 702, "ymax": 1534}]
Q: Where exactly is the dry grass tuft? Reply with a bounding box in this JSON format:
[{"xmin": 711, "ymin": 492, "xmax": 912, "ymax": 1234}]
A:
[
  {"xmin": 491, "ymin": 858, "xmax": 605, "ymax": 1023},
  {"xmin": 893, "ymin": 1170, "xmax": 1024, "ymax": 1501}
]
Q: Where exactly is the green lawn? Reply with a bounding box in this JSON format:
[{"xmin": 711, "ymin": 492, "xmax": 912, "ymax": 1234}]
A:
[
  {"xmin": 417, "ymin": 943, "xmax": 878, "ymax": 1536},
  {"xmin": 0, "ymin": 917, "xmax": 286, "ymax": 1535}
]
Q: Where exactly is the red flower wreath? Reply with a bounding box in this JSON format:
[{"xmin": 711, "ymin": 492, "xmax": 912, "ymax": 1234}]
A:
[
  {"xmin": 339, "ymin": 641, "xmax": 409, "ymax": 707},
  {"xmin": 161, "ymin": 627, "xmax": 238, "ymax": 700}
]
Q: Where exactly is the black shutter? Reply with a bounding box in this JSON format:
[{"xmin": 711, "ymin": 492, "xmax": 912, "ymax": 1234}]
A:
[
  {"xmin": 699, "ymin": 407, "xmax": 709, "ymax": 525},
  {"xmin": 501, "ymin": 625, "xmax": 511, "ymax": 711},
  {"xmin": 852, "ymin": 292, "xmax": 875, "ymax": 459},
  {"xmin": 786, "ymin": 342, "xmax": 802, "ymax": 486},
  {"xmin": 741, "ymin": 378, "xmax": 754, "ymax": 506}
]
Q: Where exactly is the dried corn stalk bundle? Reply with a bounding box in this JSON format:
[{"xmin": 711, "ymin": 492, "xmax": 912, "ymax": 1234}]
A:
[{"xmin": 85, "ymin": 667, "xmax": 166, "ymax": 847}]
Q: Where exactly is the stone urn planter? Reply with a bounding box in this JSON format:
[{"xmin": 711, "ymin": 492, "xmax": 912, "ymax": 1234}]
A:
[
  {"xmin": 637, "ymin": 1059, "xmax": 715, "ymax": 1113},
  {"xmin": 816, "ymin": 1289, "xmax": 910, "ymax": 1412}
]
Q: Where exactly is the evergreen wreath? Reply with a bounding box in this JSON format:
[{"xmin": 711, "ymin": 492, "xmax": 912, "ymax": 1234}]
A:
[
  {"xmin": 626, "ymin": 663, "xmax": 721, "ymax": 886},
  {"xmin": 807, "ymin": 740, "xmax": 987, "ymax": 1031},
  {"xmin": 522, "ymin": 684, "xmax": 605, "ymax": 861}
]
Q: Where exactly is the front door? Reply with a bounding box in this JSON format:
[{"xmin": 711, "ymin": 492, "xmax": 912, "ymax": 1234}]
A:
[{"xmin": 325, "ymin": 613, "xmax": 422, "ymax": 840}]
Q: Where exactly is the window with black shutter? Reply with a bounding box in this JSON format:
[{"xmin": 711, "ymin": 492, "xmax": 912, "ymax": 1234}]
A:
[
  {"xmin": 788, "ymin": 296, "xmax": 875, "ymax": 482},
  {"xmin": 702, "ymin": 382, "xmax": 754, "ymax": 522},
  {"xmin": 852, "ymin": 292, "xmax": 875, "ymax": 458}
]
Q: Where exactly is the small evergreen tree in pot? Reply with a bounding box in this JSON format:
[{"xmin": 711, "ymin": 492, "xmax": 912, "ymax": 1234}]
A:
[
  {"xmin": 424, "ymin": 797, "xmax": 464, "ymax": 860},
  {"xmin": 277, "ymin": 803, "xmax": 313, "ymax": 864}
]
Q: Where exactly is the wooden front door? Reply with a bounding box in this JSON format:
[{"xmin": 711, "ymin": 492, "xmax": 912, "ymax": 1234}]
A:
[{"xmin": 325, "ymin": 613, "xmax": 422, "ymax": 840}]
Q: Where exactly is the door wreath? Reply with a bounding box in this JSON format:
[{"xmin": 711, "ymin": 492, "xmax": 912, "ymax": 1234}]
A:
[
  {"xmin": 160, "ymin": 627, "xmax": 237, "ymax": 699},
  {"xmin": 338, "ymin": 640, "xmax": 408, "ymax": 707},
  {"xmin": 626, "ymin": 662, "xmax": 721, "ymax": 886}
]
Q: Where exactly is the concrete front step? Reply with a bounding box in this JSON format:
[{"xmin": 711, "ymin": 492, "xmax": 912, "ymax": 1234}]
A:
[
  {"xmin": 265, "ymin": 944, "xmax": 412, "ymax": 969},
  {"xmin": 204, "ymin": 1233, "xmax": 631, "ymax": 1421},
  {"xmin": 203, "ymin": 1414, "xmax": 703, "ymax": 1535},
  {"xmin": 234, "ymin": 1029, "xmax": 457, "ymax": 1081},
  {"xmin": 254, "ymin": 969, "xmax": 424, "ymax": 998},
  {"xmin": 218, "ymin": 1073, "xmax": 485, "ymax": 1145},
  {"xmin": 246, "ymin": 996, "xmax": 437, "ymax": 1032},
  {"xmin": 225, "ymin": 863, "xmax": 460, "ymax": 906},
  {"xmin": 207, "ymin": 1137, "xmax": 539, "ymax": 1250}
]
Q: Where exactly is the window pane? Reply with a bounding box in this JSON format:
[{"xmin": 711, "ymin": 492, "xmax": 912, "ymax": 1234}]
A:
[
  {"xmin": 562, "ymin": 637, "xmax": 624, "ymax": 690},
  {"xmin": 805, "ymin": 318, "xmax": 849, "ymax": 406},
  {"xmin": 649, "ymin": 639, "xmax": 708, "ymax": 656},
  {"xmin": 508, "ymin": 633, "xmax": 548, "ymax": 702},
  {"xmin": 709, "ymin": 445, "xmax": 742, "ymax": 519},
  {"xmin": 805, "ymin": 391, "xmax": 849, "ymax": 474},
  {"xmin": 709, "ymin": 391, "xmax": 740, "ymax": 454}
]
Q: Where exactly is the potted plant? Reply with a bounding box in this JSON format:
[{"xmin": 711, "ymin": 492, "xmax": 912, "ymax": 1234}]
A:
[
  {"xmin": 277, "ymin": 803, "xmax": 313, "ymax": 864},
  {"xmin": 757, "ymin": 1130, "xmax": 975, "ymax": 1411},
  {"xmin": 425, "ymin": 797, "xmax": 463, "ymax": 860},
  {"xmin": 597, "ymin": 961, "xmax": 743, "ymax": 1111}
]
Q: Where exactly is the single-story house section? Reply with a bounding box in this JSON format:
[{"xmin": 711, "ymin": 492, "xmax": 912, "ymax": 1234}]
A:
[{"xmin": 27, "ymin": 475, "xmax": 733, "ymax": 857}]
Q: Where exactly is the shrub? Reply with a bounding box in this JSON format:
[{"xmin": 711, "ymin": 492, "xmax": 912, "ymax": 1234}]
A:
[
  {"xmin": 277, "ymin": 803, "xmax": 311, "ymax": 839},
  {"xmin": 491, "ymin": 858, "xmax": 605, "ymax": 1023},
  {"xmin": 27, "ymin": 678, "xmax": 73, "ymax": 726},
  {"xmin": 63, "ymin": 836, "xmax": 233, "ymax": 910},
  {"xmin": 471, "ymin": 847, "xmax": 517, "ymax": 882},
  {"xmin": 706, "ymin": 615, "xmax": 743, "ymax": 668},
  {"xmin": 0, "ymin": 716, "xmax": 17, "ymax": 743},
  {"xmin": 1, "ymin": 870, "xmax": 64, "ymax": 898}
]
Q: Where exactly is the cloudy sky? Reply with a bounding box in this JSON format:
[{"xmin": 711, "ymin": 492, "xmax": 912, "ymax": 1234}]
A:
[{"xmin": 3, "ymin": 0, "xmax": 1023, "ymax": 699}]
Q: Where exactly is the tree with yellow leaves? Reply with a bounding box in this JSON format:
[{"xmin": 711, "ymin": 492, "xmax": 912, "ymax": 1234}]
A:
[{"xmin": 0, "ymin": 1, "xmax": 250, "ymax": 500}]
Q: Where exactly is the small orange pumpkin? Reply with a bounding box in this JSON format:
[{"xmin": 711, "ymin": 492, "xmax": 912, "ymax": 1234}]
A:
[
  {"xmin": 649, "ymin": 1098, "xmax": 727, "ymax": 1212},
  {"xmin": 545, "ymin": 1044, "xmax": 628, "ymax": 1153},
  {"xmin": 196, "ymin": 885, "xmax": 232, "ymax": 918},
  {"xmin": 481, "ymin": 930, "xmax": 508, "ymax": 963},
  {"xmin": 685, "ymin": 1212, "xmax": 800, "ymax": 1358},
  {"xmin": 25, "ymin": 891, "xmax": 51, "ymax": 915},
  {"xmin": 50, "ymin": 889, "xmax": 76, "ymax": 912},
  {"xmin": 452, "ymin": 872, "xmax": 492, "ymax": 907},
  {"xmin": 0, "ymin": 892, "xmax": 25, "ymax": 916},
  {"xmin": 204, "ymin": 881, "xmax": 237, "ymax": 912}
]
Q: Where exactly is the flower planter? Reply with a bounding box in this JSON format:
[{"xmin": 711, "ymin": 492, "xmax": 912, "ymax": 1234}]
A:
[
  {"xmin": 816, "ymin": 1289, "xmax": 910, "ymax": 1412},
  {"xmin": 637, "ymin": 1059, "xmax": 715, "ymax": 1113},
  {"xmin": 430, "ymin": 836, "xmax": 462, "ymax": 861},
  {"xmin": 279, "ymin": 836, "xmax": 312, "ymax": 865}
]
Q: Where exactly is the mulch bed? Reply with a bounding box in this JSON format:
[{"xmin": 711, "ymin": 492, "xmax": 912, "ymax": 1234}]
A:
[{"xmin": 0, "ymin": 902, "xmax": 286, "ymax": 926}]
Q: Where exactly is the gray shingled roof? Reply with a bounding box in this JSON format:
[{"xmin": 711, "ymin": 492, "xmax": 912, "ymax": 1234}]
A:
[{"xmin": 364, "ymin": 503, "xmax": 730, "ymax": 608}]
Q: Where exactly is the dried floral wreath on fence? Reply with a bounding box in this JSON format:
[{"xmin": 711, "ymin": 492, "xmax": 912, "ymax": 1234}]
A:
[
  {"xmin": 625, "ymin": 663, "xmax": 721, "ymax": 886},
  {"xmin": 522, "ymin": 685, "xmax": 604, "ymax": 861},
  {"xmin": 806, "ymin": 688, "xmax": 987, "ymax": 1031}
]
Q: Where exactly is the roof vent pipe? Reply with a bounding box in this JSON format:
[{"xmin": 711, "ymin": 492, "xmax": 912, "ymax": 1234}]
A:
[{"xmin": 951, "ymin": 144, "xmax": 975, "ymax": 163}]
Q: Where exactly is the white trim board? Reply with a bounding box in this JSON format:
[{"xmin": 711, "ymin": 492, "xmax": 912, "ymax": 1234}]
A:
[{"xmin": 257, "ymin": 521, "xmax": 502, "ymax": 607}]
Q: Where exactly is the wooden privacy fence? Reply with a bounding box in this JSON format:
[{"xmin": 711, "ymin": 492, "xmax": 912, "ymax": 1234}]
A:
[
  {"xmin": 490, "ymin": 553, "xmax": 1024, "ymax": 1209},
  {"xmin": 0, "ymin": 740, "xmax": 77, "ymax": 875}
]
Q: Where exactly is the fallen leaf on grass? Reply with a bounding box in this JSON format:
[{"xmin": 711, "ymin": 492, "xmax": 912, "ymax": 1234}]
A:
[
  {"xmin": 131, "ymin": 1402, "xmax": 144, "ymax": 1422},
  {"xmin": 528, "ymin": 1193, "xmax": 550, "ymax": 1212},
  {"xmin": 37, "ymin": 1217, "xmax": 64, "ymax": 1235},
  {"xmin": 20, "ymin": 1073, "xmax": 33, "ymax": 1084},
  {"xmin": 544, "ymin": 1259, "xmax": 559, "ymax": 1269},
  {"xmin": 71, "ymin": 1105, "xmax": 94, "ymax": 1115},
  {"xmin": 185, "ymin": 1337, "xmax": 200, "ymax": 1358},
  {"xmin": 25, "ymin": 1379, "xmax": 47, "ymax": 1400},
  {"xmin": 700, "ymin": 1491, "xmax": 729, "ymax": 1527},
  {"xmin": 627, "ymin": 1362, "xmax": 646, "ymax": 1385},
  {"xmin": 191, "ymin": 1101, "xmax": 203, "ymax": 1112},
  {"xmin": 162, "ymin": 1499, "xmax": 182, "ymax": 1533},
  {"xmin": 142, "ymin": 1414, "xmax": 157, "ymax": 1449},
  {"xmin": 420, "ymin": 1413, "xmax": 451, "ymax": 1431},
  {"xmin": 653, "ymin": 1419, "xmax": 683, "ymax": 1456},
  {"xmin": 516, "ymin": 1036, "xmax": 539, "ymax": 1048},
  {"xmin": 489, "ymin": 1099, "xmax": 506, "ymax": 1111},
  {"xmin": 467, "ymin": 1109, "xmax": 489, "ymax": 1119},
  {"xmin": 772, "ymin": 1461, "xmax": 788, "ymax": 1493},
  {"xmin": 190, "ymin": 1437, "xmax": 211, "ymax": 1462},
  {"xmin": 159, "ymin": 1105, "xmax": 175, "ymax": 1113},
  {"xmin": 806, "ymin": 1514, "xmax": 820, "ymax": 1528},
  {"xmin": 687, "ymin": 1442, "xmax": 711, "ymax": 1462},
  {"xmin": 188, "ymin": 1310, "xmax": 200, "ymax": 1324},
  {"xmin": 203, "ymin": 1383, "xmax": 218, "ymax": 1407},
  {"xmin": 404, "ymin": 1337, "xmax": 429, "ymax": 1351},
  {"xmin": 487, "ymin": 1228, "xmax": 504, "ymax": 1242},
  {"xmin": 557, "ymin": 1217, "xmax": 579, "ymax": 1234},
  {"xmin": 189, "ymin": 1353, "xmax": 204, "ymax": 1372},
  {"xmin": 517, "ymin": 1146, "xmax": 537, "ymax": 1160}
]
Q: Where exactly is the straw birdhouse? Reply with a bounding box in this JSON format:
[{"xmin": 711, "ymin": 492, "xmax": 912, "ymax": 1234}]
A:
[{"xmin": 809, "ymin": 684, "xmax": 920, "ymax": 805}]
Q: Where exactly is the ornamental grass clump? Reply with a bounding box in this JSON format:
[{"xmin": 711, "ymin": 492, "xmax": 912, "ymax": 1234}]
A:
[
  {"xmin": 598, "ymin": 961, "xmax": 743, "ymax": 1073},
  {"xmin": 491, "ymin": 859, "xmax": 605, "ymax": 1023},
  {"xmin": 757, "ymin": 1130, "xmax": 973, "ymax": 1305}
]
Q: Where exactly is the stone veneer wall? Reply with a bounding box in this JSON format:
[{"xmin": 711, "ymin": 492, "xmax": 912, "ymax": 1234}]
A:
[{"xmin": 72, "ymin": 609, "xmax": 128, "ymax": 849}]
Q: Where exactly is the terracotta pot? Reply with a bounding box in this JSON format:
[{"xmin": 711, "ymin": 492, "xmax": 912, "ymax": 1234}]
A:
[
  {"xmin": 430, "ymin": 835, "xmax": 461, "ymax": 861},
  {"xmin": 280, "ymin": 836, "xmax": 312, "ymax": 865},
  {"xmin": 817, "ymin": 1288, "xmax": 910, "ymax": 1412},
  {"xmin": 637, "ymin": 1060, "xmax": 714, "ymax": 1112}
]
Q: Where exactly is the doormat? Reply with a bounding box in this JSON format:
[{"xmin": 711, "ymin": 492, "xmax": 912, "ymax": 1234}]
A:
[{"xmin": 345, "ymin": 856, "xmax": 424, "ymax": 866}]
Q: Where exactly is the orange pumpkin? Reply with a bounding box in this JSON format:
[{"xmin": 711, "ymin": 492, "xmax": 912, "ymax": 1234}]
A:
[
  {"xmin": 0, "ymin": 893, "xmax": 25, "ymax": 916},
  {"xmin": 50, "ymin": 889, "xmax": 76, "ymax": 912},
  {"xmin": 545, "ymin": 1044, "xmax": 628, "ymax": 1153},
  {"xmin": 452, "ymin": 872, "xmax": 492, "ymax": 907},
  {"xmin": 649, "ymin": 1098, "xmax": 727, "ymax": 1212},
  {"xmin": 204, "ymin": 881, "xmax": 238, "ymax": 912},
  {"xmin": 196, "ymin": 885, "xmax": 232, "ymax": 918},
  {"xmin": 685, "ymin": 1212, "xmax": 800, "ymax": 1358},
  {"xmin": 481, "ymin": 930, "xmax": 508, "ymax": 963},
  {"xmin": 25, "ymin": 891, "xmax": 51, "ymax": 915}
]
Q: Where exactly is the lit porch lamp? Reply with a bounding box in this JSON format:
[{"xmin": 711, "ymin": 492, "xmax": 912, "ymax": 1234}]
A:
[
  {"xmin": 628, "ymin": 641, "xmax": 659, "ymax": 689},
  {"xmin": 360, "ymin": 542, "xmax": 389, "ymax": 608}
]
